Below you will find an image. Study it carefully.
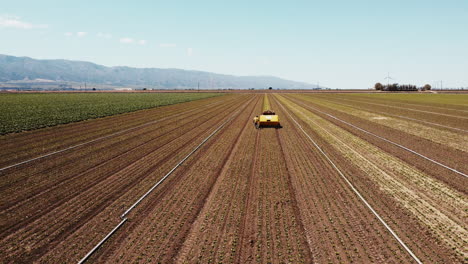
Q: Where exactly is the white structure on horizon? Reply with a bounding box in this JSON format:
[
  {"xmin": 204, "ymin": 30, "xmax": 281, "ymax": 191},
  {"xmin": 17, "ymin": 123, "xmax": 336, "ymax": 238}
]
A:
[{"xmin": 114, "ymin": 87, "xmax": 133, "ymax": 91}]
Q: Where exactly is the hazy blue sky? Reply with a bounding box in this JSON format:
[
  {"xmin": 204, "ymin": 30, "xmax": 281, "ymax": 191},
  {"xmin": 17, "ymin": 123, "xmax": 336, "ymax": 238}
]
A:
[{"xmin": 1, "ymin": 0, "xmax": 467, "ymax": 89}]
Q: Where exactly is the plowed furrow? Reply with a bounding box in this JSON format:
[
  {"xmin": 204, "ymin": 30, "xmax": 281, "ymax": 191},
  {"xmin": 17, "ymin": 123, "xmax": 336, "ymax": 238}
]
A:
[
  {"xmin": 284, "ymin": 94, "xmax": 467, "ymax": 192},
  {"xmin": 275, "ymin": 94, "xmax": 463, "ymax": 263},
  {"xmin": 0, "ymin": 95, "xmax": 235, "ymax": 167},
  {"xmin": 174, "ymin": 96, "xmax": 262, "ymax": 263},
  {"xmin": 88, "ymin": 96, "xmax": 257, "ymax": 263},
  {"xmin": 0, "ymin": 96, "xmax": 243, "ymax": 210},
  {"xmin": 0, "ymin": 95, "xmax": 248, "ymax": 262}
]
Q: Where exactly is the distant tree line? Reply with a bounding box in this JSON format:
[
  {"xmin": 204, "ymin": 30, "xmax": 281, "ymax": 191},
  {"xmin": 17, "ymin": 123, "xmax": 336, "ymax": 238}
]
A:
[{"xmin": 374, "ymin": 83, "xmax": 431, "ymax": 91}]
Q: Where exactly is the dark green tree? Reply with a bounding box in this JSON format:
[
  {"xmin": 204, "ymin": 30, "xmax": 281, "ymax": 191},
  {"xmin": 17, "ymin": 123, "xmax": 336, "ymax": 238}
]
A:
[{"xmin": 374, "ymin": 82, "xmax": 383, "ymax": 90}]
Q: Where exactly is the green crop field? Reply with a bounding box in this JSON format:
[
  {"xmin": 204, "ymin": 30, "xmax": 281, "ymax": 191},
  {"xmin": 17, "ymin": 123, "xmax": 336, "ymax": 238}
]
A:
[{"xmin": 0, "ymin": 92, "xmax": 222, "ymax": 134}]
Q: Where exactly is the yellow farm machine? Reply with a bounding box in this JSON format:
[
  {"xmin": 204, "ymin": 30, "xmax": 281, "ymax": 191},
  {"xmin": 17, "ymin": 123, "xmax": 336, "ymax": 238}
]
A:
[{"xmin": 253, "ymin": 110, "xmax": 281, "ymax": 129}]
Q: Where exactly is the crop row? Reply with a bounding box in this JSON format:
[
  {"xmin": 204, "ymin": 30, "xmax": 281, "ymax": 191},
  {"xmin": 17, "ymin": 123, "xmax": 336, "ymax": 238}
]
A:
[
  {"xmin": 290, "ymin": 94, "xmax": 467, "ymax": 152},
  {"xmin": 306, "ymin": 93, "xmax": 468, "ymax": 130},
  {"xmin": 275, "ymin": 94, "xmax": 465, "ymax": 263},
  {"xmin": 320, "ymin": 93, "xmax": 468, "ymax": 113},
  {"xmin": 0, "ymin": 94, "xmax": 235, "ymax": 168},
  {"xmin": 271, "ymin": 96, "xmax": 417, "ymax": 263},
  {"xmin": 0, "ymin": 95, "xmax": 241, "ymax": 212},
  {"xmin": 283, "ymin": 94, "xmax": 467, "ymax": 192},
  {"xmin": 0, "ymin": 95, "xmax": 242, "ymax": 213},
  {"xmin": 89, "ymin": 95, "xmax": 259, "ymax": 263},
  {"xmin": 0, "ymin": 94, "xmax": 249, "ymax": 263},
  {"xmin": 236, "ymin": 126, "xmax": 311, "ymax": 263},
  {"xmin": 2, "ymin": 92, "xmax": 465, "ymax": 263},
  {"xmin": 0, "ymin": 92, "xmax": 222, "ymax": 134},
  {"xmin": 175, "ymin": 98, "xmax": 263, "ymax": 263}
]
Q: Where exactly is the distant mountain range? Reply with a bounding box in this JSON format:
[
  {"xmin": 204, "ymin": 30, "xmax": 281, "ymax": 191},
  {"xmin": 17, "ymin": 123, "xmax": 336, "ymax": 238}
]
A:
[{"xmin": 0, "ymin": 54, "xmax": 320, "ymax": 90}]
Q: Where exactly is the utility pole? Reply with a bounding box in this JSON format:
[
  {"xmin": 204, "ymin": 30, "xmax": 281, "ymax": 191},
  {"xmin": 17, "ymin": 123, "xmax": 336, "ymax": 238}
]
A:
[
  {"xmin": 198, "ymin": 81, "xmax": 200, "ymax": 92},
  {"xmin": 85, "ymin": 70, "xmax": 88, "ymax": 91}
]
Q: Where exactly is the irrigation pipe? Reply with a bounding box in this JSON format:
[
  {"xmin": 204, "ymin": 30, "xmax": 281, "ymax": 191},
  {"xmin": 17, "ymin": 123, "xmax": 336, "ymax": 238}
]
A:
[
  {"xmin": 77, "ymin": 97, "xmax": 253, "ymax": 263},
  {"xmin": 121, "ymin": 106, "xmax": 242, "ymax": 218},
  {"xmin": 309, "ymin": 96, "xmax": 467, "ymax": 133},
  {"xmin": 0, "ymin": 99, "xmax": 227, "ymax": 172},
  {"xmin": 287, "ymin": 96, "xmax": 467, "ymax": 178},
  {"xmin": 77, "ymin": 218, "xmax": 127, "ymax": 264},
  {"xmin": 277, "ymin": 99, "xmax": 424, "ymax": 264}
]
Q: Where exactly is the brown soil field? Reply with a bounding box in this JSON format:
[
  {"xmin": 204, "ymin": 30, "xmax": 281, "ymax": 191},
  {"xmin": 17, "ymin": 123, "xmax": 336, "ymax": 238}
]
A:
[
  {"xmin": 282, "ymin": 94, "xmax": 467, "ymax": 192},
  {"xmin": 0, "ymin": 92, "xmax": 466, "ymax": 263}
]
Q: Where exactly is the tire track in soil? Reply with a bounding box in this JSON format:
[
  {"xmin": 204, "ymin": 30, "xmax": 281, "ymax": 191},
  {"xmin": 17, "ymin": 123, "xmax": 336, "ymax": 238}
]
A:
[
  {"xmin": 234, "ymin": 127, "xmax": 261, "ymax": 264},
  {"xmin": 274, "ymin": 128, "xmax": 314, "ymax": 262},
  {"xmin": 87, "ymin": 96, "xmax": 258, "ymax": 263},
  {"xmin": 236, "ymin": 100, "xmax": 313, "ymax": 263},
  {"xmin": 174, "ymin": 94, "xmax": 262, "ymax": 263}
]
